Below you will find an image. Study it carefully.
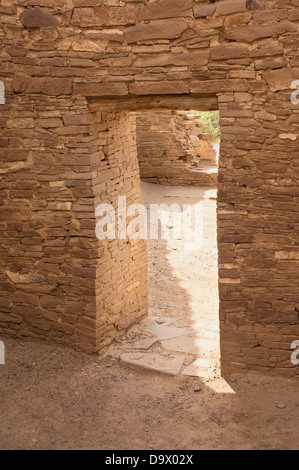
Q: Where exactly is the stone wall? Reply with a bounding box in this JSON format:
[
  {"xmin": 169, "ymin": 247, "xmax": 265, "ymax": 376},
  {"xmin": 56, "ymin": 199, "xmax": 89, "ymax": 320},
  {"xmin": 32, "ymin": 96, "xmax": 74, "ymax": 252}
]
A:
[
  {"xmin": 0, "ymin": 100, "xmax": 147, "ymax": 353},
  {"xmin": 0, "ymin": 0, "xmax": 299, "ymax": 374},
  {"xmin": 136, "ymin": 110, "xmax": 217, "ymax": 186},
  {"xmin": 93, "ymin": 111, "xmax": 148, "ymax": 350}
]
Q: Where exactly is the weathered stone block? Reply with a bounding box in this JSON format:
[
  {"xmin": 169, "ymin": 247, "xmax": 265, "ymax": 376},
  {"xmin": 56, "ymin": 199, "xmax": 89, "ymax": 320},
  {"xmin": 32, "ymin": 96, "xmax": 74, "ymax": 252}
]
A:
[
  {"xmin": 124, "ymin": 20, "xmax": 188, "ymax": 43},
  {"xmin": 19, "ymin": 7, "xmax": 59, "ymax": 28},
  {"xmin": 134, "ymin": 52, "xmax": 208, "ymax": 67},
  {"xmin": 224, "ymin": 21, "xmax": 297, "ymax": 42},
  {"xmin": 71, "ymin": 7, "xmax": 110, "ymax": 27},
  {"xmin": 13, "ymin": 75, "xmax": 72, "ymax": 95},
  {"xmin": 246, "ymin": 0, "xmax": 270, "ymax": 9},
  {"xmin": 216, "ymin": 0, "xmax": 247, "ymax": 16},
  {"xmin": 190, "ymin": 79, "xmax": 248, "ymax": 94},
  {"xmin": 129, "ymin": 82, "xmax": 189, "ymax": 95},
  {"xmin": 210, "ymin": 44, "xmax": 249, "ymax": 60},
  {"xmin": 74, "ymin": 82, "xmax": 128, "ymax": 96},
  {"xmin": 193, "ymin": 3, "xmax": 216, "ymax": 17},
  {"xmin": 138, "ymin": 0, "xmax": 193, "ymax": 20},
  {"xmin": 263, "ymin": 68, "xmax": 298, "ymax": 92},
  {"xmin": 255, "ymin": 57, "xmax": 288, "ymax": 70},
  {"xmin": 0, "ymin": 149, "xmax": 28, "ymax": 161}
]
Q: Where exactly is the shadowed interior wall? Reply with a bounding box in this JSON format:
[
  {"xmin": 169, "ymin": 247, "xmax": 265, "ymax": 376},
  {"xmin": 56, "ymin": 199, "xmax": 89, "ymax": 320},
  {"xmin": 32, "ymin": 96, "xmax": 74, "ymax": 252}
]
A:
[
  {"xmin": 135, "ymin": 110, "xmax": 217, "ymax": 186},
  {"xmin": 92, "ymin": 111, "xmax": 148, "ymax": 349}
]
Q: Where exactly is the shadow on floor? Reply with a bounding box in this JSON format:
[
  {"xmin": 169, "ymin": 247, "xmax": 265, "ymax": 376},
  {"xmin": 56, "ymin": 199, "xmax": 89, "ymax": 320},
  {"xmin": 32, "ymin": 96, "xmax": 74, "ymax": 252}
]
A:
[{"xmin": 109, "ymin": 182, "xmax": 220, "ymax": 380}]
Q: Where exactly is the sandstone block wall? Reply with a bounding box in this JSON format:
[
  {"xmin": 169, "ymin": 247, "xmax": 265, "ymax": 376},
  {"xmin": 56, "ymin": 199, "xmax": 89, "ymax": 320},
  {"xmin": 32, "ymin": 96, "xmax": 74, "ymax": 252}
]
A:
[
  {"xmin": 136, "ymin": 110, "xmax": 217, "ymax": 186},
  {"xmin": 0, "ymin": 0, "xmax": 298, "ymax": 375},
  {"xmin": 0, "ymin": 97, "xmax": 147, "ymax": 352},
  {"xmin": 93, "ymin": 111, "xmax": 148, "ymax": 349}
]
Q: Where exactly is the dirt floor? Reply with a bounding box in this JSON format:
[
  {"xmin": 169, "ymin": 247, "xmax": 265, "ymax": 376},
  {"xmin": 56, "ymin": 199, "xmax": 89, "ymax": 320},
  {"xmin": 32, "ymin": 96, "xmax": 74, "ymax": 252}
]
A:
[
  {"xmin": 0, "ymin": 182, "xmax": 299, "ymax": 450},
  {"xmin": 108, "ymin": 183, "xmax": 220, "ymax": 378}
]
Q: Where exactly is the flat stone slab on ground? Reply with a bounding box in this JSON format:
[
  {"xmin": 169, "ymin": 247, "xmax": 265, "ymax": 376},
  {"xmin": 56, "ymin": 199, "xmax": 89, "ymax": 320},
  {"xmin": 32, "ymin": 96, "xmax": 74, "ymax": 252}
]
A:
[
  {"xmin": 182, "ymin": 358, "xmax": 217, "ymax": 379},
  {"xmin": 154, "ymin": 317, "xmax": 177, "ymax": 325},
  {"xmin": 120, "ymin": 352, "xmax": 185, "ymax": 376},
  {"xmin": 131, "ymin": 336, "xmax": 158, "ymax": 350},
  {"xmin": 143, "ymin": 323, "xmax": 196, "ymax": 341},
  {"xmin": 161, "ymin": 335, "xmax": 219, "ymax": 356}
]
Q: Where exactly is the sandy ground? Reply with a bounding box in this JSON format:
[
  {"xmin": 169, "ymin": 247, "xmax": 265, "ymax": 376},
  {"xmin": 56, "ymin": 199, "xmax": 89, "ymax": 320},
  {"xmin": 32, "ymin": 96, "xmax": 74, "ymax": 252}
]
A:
[
  {"xmin": 142, "ymin": 181, "xmax": 219, "ymax": 328},
  {"xmin": 0, "ymin": 182, "xmax": 299, "ymax": 450},
  {"xmin": 107, "ymin": 183, "xmax": 220, "ymax": 377}
]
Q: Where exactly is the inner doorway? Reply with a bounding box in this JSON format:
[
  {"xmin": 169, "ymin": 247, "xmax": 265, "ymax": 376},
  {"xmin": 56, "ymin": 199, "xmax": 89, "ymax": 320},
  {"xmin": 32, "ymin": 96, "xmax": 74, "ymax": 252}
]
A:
[
  {"xmin": 136, "ymin": 110, "xmax": 220, "ymax": 378},
  {"xmin": 94, "ymin": 101, "xmax": 221, "ymax": 379},
  {"xmin": 140, "ymin": 181, "xmax": 219, "ymax": 378}
]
